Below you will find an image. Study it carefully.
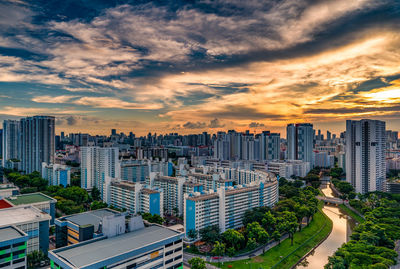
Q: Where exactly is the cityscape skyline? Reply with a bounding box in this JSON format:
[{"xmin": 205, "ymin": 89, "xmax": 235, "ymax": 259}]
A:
[{"xmin": 0, "ymin": 1, "xmax": 400, "ymax": 135}]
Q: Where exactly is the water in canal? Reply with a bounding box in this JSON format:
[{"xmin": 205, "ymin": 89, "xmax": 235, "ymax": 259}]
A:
[{"xmin": 296, "ymin": 183, "xmax": 356, "ymax": 268}]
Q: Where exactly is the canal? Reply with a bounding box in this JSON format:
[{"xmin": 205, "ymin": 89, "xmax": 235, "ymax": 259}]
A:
[{"xmin": 296, "ymin": 183, "xmax": 356, "ymax": 268}]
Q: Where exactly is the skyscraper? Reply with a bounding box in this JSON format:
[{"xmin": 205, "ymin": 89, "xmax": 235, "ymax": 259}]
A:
[
  {"xmin": 346, "ymin": 119, "xmax": 386, "ymax": 194},
  {"xmin": 2, "ymin": 120, "xmax": 19, "ymax": 167},
  {"xmin": 286, "ymin": 123, "xmax": 314, "ymax": 165},
  {"xmin": 20, "ymin": 116, "xmax": 55, "ymax": 173}
]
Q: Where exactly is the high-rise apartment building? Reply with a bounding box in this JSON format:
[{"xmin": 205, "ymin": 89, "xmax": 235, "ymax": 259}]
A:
[
  {"xmin": 286, "ymin": 123, "xmax": 314, "ymax": 165},
  {"xmin": 2, "ymin": 120, "xmax": 19, "ymax": 167},
  {"xmin": 80, "ymin": 147, "xmax": 119, "ymax": 199},
  {"xmin": 2, "ymin": 116, "xmax": 55, "ymax": 173},
  {"xmin": 346, "ymin": 119, "xmax": 386, "ymax": 194},
  {"xmin": 20, "ymin": 116, "xmax": 55, "ymax": 173}
]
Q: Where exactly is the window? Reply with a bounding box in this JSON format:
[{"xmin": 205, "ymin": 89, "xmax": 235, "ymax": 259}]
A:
[
  {"xmin": 13, "ymin": 242, "xmax": 25, "ymax": 248},
  {"xmin": 0, "ymin": 245, "xmax": 10, "ymax": 251},
  {"xmin": 13, "ymin": 250, "xmax": 25, "ymax": 257},
  {"xmin": 165, "ymin": 259, "xmax": 173, "ymax": 264},
  {"xmin": 165, "ymin": 242, "xmax": 173, "ymax": 248},
  {"xmin": 13, "ymin": 258, "xmax": 25, "ymax": 264},
  {"xmin": 0, "ymin": 262, "xmax": 11, "ymax": 268},
  {"xmin": 0, "ymin": 253, "xmax": 11, "ymax": 260},
  {"xmin": 174, "ymin": 255, "xmax": 182, "ymax": 261}
]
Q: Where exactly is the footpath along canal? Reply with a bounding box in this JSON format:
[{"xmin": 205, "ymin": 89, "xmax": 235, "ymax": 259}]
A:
[{"xmin": 296, "ymin": 182, "xmax": 356, "ymax": 268}]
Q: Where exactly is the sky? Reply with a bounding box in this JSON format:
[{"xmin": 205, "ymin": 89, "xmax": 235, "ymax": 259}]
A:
[{"xmin": 0, "ymin": 0, "xmax": 399, "ymax": 136}]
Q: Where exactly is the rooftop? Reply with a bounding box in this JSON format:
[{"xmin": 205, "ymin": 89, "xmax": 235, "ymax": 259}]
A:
[
  {"xmin": 0, "ymin": 226, "xmax": 27, "ymax": 242},
  {"xmin": 59, "ymin": 209, "xmax": 121, "ymax": 231},
  {"xmin": 6, "ymin": 192, "xmax": 55, "ymax": 205},
  {"xmin": 0, "ymin": 199, "xmax": 13, "ymax": 209},
  {"xmin": 51, "ymin": 225, "xmax": 182, "ymax": 268},
  {"xmin": 0, "ymin": 206, "xmax": 51, "ymax": 227}
]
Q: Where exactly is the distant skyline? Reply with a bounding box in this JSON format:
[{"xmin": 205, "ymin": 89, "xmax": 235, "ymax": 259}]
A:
[{"xmin": 0, "ymin": 0, "xmax": 400, "ymax": 135}]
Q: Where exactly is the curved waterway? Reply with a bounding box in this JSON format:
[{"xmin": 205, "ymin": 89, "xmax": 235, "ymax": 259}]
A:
[{"xmin": 296, "ymin": 183, "xmax": 356, "ymax": 268}]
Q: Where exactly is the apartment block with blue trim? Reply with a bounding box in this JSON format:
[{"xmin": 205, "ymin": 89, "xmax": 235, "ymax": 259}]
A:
[
  {"xmin": 0, "ymin": 226, "xmax": 29, "ymax": 269},
  {"xmin": 107, "ymin": 180, "xmax": 163, "ymax": 216},
  {"xmin": 148, "ymin": 175, "xmax": 185, "ymax": 216},
  {"xmin": 184, "ymin": 175, "xmax": 278, "ymax": 240},
  {"xmin": 6, "ymin": 192, "xmax": 57, "ymax": 225},
  {"xmin": 42, "ymin": 163, "xmax": 71, "ymax": 187},
  {"xmin": 48, "ymin": 218, "xmax": 184, "ymax": 269},
  {"xmin": 0, "ymin": 206, "xmax": 51, "ymax": 254}
]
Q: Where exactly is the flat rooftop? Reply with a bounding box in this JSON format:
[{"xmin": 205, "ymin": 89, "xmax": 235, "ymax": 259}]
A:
[
  {"xmin": 6, "ymin": 192, "xmax": 55, "ymax": 205},
  {"xmin": 53, "ymin": 225, "xmax": 182, "ymax": 268},
  {"xmin": 0, "ymin": 206, "xmax": 51, "ymax": 227},
  {"xmin": 0, "ymin": 226, "xmax": 26, "ymax": 242},
  {"xmin": 60, "ymin": 209, "xmax": 120, "ymax": 230}
]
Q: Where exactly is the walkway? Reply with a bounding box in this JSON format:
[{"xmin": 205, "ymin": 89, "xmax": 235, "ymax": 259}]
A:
[
  {"xmin": 183, "ymin": 233, "xmax": 290, "ymax": 264},
  {"xmin": 317, "ymin": 196, "xmax": 343, "ymax": 205}
]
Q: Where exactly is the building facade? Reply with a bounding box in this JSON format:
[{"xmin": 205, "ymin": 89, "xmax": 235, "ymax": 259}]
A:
[
  {"xmin": 42, "ymin": 163, "xmax": 71, "ymax": 187},
  {"xmin": 0, "ymin": 226, "xmax": 29, "ymax": 269},
  {"xmin": 346, "ymin": 119, "xmax": 386, "ymax": 193},
  {"xmin": 49, "ymin": 223, "xmax": 184, "ymax": 269},
  {"xmin": 80, "ymin": 147, "xmax": 119, "ymax": 199},
  {"xmin": 287, "ymin": 123, "xmax": 314, "ymax": 166},
  {"xmin": 2, "ymin": 120, "xmax": 19, "ymax": 168},
  {"xmin": 0, "ymin": 206, "xmax": 51, "ymax": 254},
  {"xmin": 184, "ymin": 176, "xmax": 278, "ymax": 239},
  {"xmin": 20, "ymin": 116, "xmax": 55, "ymax": 174},
  {"xmin": 6, "ymin": 193, "xmax": 56, "ymax": 225},
  {"xmin": 107, "ymin": 181, "xmax": 163, "ymax": 216}
]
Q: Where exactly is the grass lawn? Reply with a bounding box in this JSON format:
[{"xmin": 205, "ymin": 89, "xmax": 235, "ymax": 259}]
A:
[
  {"xmin": 339, "ymin": 204, "xmax": 364, "ymax": 223},
  {"xmin": 211, "ymin": 210, "xmax": 333, "ymax": 269}
]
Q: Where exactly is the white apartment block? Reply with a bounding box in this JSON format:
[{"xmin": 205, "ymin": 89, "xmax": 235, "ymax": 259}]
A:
[
  {"xmin": 107, "ymin": 180, "xmax": 163, "ymax": 216},
  {"xmin": 81, "ymin": 147, "xmax": 120, "ymax": 199}
]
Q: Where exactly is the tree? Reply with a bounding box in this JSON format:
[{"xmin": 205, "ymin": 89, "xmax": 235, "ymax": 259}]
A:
[
  {"xmin": 246, "ymin": 237, "xmax": 257, "ymax": 250},
  {"xmin": 91, "ymin": 186, "xmax": 101, "ymax": 201},
  {"xmin": 199, "ymin": 225, "xmax": 220, "ymax": 244},
  {"xmin": 272, "ymin": 230, "xmax": 281, "ymax": 245},
  {"xmin": 188, "ymin": 257, "xmax": 206, "ymax": 269},
  {"xmin": 242, "ymin": 207, "xmax": 269, "ymax": 226},
  {"xmin": 221, "ymin": 229, "xmax": 245, "ymax": 250},
  {"xmin": 212, "ymin": 241, "xmax": 225, "ymax": 257},
  {"xmin": 279, "ymin": 211, "xmax": 298, "ymax": 245},
  {"xmin": 27, "ymin": 250, "xmax": 47, "ymax": 269},
  {"xmin": 90, "ymin": 200, "xmax": 108, "ymax": 210},
  {"xmin": 247, "ymin": 222, "xmax": 268, "ymax": 244},
  {"xmin": 294, "ymin": 204, "xmax": 309, "ymax": 231},
  {"xmin": 226, "ymin": 246, "xmax": 236, "ymax": 257},
  {"xmin": 187, "ymin": 229, "xmax": 198, "ymax": 241},
  {"xmin": 262, "ymin": 211, "xmax": 276, "ymax": 233}
]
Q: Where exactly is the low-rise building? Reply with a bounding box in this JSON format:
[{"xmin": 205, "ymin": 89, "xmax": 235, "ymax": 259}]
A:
[
  {"xmin": 0, "ymin": 183, "xmax": 19, "ymax": 199},
  {"xmin": 6, "ymin": 193, "xmax": 56, "ymax": 225},
  {"xmin": 54, "ymin": 209, "xmax": 124, "ymax": 248},
  {"xmin": 42, "ymin": 163, "xmax": 71, "ymax": 187},
  {"xmin": 48, "ymin": 223, "xmax": 184, "ymax": 269},
  {"xmin": 0, "ymin": 226, "xmax": 29, "ymax": 269},
  {"xmin": 0, "ymin": 206, "xmax": 51, "ymax": 253}
]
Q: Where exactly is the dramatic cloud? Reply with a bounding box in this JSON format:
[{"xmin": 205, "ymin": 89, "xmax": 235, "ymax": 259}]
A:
[
  {"xmin": 249, "ymin": 122, "xmax": 265, "ymax": 128},
  {"xmin": 0, "ymin": 0, "xmax": 399, "ymax": 134}
]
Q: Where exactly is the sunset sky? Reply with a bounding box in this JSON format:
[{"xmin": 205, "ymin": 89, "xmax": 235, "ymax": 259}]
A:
[{"xmin": 0, "ymin": 0, "xmax": 399, "ymax": 135}]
